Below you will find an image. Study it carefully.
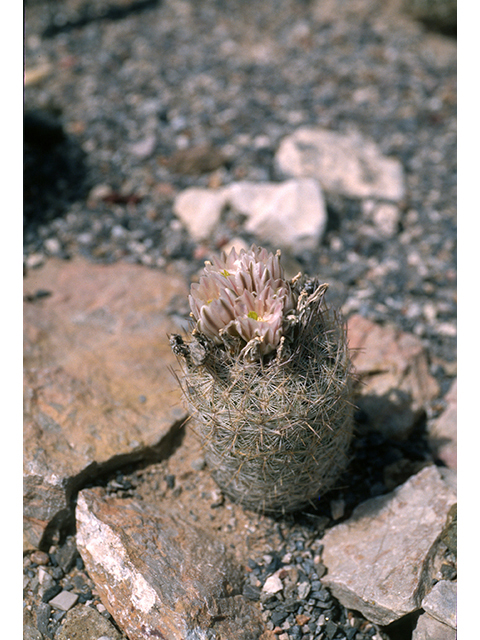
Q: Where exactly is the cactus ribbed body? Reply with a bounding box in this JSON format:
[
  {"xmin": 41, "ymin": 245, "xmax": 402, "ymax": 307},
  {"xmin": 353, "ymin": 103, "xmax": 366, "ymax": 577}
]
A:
[{"xmin": 171, "ymin": 256, "xmax": 354, "ymax": 515}]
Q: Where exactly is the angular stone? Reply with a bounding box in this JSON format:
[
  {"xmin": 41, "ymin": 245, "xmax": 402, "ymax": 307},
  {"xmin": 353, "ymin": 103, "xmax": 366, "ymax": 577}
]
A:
[
  {"xmin": 322, "ymin": 466, "xmax": 456, "ymax": 626},
  {"xmin": 49, "ymin": 590, "xmax": 79, "ymax": 612},
  {"xmin": 23, "ymin": 259, "xmax": 188, "ymax": 548},
  {"xmin": 428, "ymin": 379, "xmax": 456, "ymax": 469},
  {"xmin": 275, "ymin": 127, "xmax": 405, "ymax": 201},
  {"xmin": 421, "ymin": 580, "xmax": 456, "ymax": 629},
  {"xmin": 412, "ymin": 611, "xmax": 456, "ymax": 640},
  {"xmin": 347, "ymin": 314, "xmax": 440, "ymax": 439},
  {"xmin": 173, "ymin": 186, "xmax": 228, "ymax": 241},
  {"xmin": 76, "ymin": 487, "xmax": 265, "ymax": 640},
  {"xmin": 54, "ymin": 604, "xmax": 127, "ymax": 640},
  {"xmin": 263, "ymin": 574, "xmax": 283, "ymax": 594},
  {"xmin": 224, "ymin": 178, "xmax": 327, "ymax": 253},
  {"xmin": 173, "ymin": 178, "xmax": 327, "ymax": 253}
]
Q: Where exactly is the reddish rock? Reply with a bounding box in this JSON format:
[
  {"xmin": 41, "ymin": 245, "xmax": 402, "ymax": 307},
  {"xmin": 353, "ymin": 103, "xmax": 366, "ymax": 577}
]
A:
[
  {"xmin": 347, "ymin": 314, "xmax": 440, "ymax": 439},
  {"xmin": 23, "ymin": 259, "xmax": 189, "ymax": 548},
  {"xmin": 76, "ymin": 487, "xmax": 265, "ymax": 640}
]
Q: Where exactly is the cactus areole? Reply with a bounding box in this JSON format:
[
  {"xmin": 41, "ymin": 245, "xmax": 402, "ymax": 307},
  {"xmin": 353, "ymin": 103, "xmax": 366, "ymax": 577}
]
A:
[{"xmin": 170, "ymin": 245, "xmax": 354, "ymax": 515}]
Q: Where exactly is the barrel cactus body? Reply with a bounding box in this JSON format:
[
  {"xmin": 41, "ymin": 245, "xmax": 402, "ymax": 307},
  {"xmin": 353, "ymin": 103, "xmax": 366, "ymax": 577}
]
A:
[{"xmin": 171, "ymin": 245, "xmax": 354, "ymax": 515}]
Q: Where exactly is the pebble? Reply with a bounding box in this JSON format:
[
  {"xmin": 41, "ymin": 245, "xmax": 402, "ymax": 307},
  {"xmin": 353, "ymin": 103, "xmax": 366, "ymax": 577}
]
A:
[
  {"xmin": 49, "ymin": 590, "xmax": 79, "ymax": 611},
  {"xmin": 263, "ymin": 574, "xmax": 284, "ymax": 595},
  {"xmin": 31, "ymin": 551, "xmax": 50, "ymax": 566}
]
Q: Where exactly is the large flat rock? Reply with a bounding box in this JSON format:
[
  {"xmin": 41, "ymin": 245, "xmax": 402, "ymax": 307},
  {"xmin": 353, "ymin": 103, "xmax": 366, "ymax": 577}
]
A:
[
  {"xmin": 23, "ymin": 258, "xmax": 188, "ymax": 548},
  {"xmin": 76, "ymin": 487, "xmax": 266, "ymax": 640}
]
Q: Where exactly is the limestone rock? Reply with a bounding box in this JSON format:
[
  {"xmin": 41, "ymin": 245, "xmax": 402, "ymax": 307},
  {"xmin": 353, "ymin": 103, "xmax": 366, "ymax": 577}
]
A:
[
  {"xmin": 173, "ymin": 178, "xmax": 327, "ymax": 253},
  {"xmin": 322, "ymin": 465, "xmax": 457, "ymax": 626},
  {"xmin": 412, "ymin": 611, "xmax": 456, "ymax": 640},
  {"xmin": 23, "ymin": 259, "xmax": 188, "ymax": 548},
  {"xmin": 347, "ymin": 314, "xmax": 440, "ymax": 439},
  {"xmin": 428, "ymin": 378, "xmax": 456, "ymax": 469},
  {"xmin": 54, "ymin": 604, "xmax": 127, "ymax": 640},
  {"xmin": 224, "ymin": 178, "xmax": 327, "ymax": 253},
  {"xmin": 173, "ymin": 186, "xmax": 228, "ymax": 241},
  {"xmin": 275, "ymin": 127, "xmax": 405, "ymax": 202},
  {"xmin": 76, "ymin": 487, "xmax": 265, "ymax": 640}
]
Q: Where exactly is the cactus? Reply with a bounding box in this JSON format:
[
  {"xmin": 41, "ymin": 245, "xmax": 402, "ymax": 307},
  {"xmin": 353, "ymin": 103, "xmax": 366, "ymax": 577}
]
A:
[{"xmin": 170, "ymin": 245, "xmax": 354, "ymax": 515}]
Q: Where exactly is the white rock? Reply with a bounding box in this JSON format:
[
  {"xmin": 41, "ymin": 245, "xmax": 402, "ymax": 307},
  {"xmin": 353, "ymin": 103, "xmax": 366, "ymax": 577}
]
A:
[
  {"xmin": 49, "ymin": 590, "xmax": 79, "ymax": 611},
  {"xmin": 173, "ymin": 178, "xmax": 328, "ymax": 253},
  {"xmin": 371, "ymin": 203, "xmax": 401, "ymax": 238},
  {"xmin": 224, "ymin": 178, "xmax": 327, "ymax": 253},
  {"xmin": 263, "ymin": 574, "xmax": 283, "ymax": 594},
  {"xmin": 275, "ymin": 127, "xmax": 405, "ymax": 202},
  {"xmin": 322, "ymin": 465, "xmax": 457, "ymax": 626},
  {"xmin": 173, "ymin": 187, "xmax": 228, "ymax": 241}
]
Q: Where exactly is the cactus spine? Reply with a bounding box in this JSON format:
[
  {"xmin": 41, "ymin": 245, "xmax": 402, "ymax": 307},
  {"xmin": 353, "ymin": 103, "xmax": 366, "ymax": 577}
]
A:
[{"xmin": 171, "ymin": 245, "xmax": 354, "ymax": 515}]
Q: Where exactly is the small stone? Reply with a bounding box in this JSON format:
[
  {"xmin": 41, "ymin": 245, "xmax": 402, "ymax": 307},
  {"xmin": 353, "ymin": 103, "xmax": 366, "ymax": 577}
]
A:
[
  {"xmin": 330, "ymin": 499, "xmax": 345, "ymax": 520},
  {"xmin": 297, "ymin": 582, "xmax": 311, "ymax": 600},
  {"xmin": 295, "ymin": 613, "xmax": 311, "ymax": 626},
  {"xmin": 38, "ymin": 567, "xmax": 55, "ymax": 591},
  {"xmin": 271, "ymin": 608, "xmax": 289, "ymax": 626},
  {"xmin": 54, "ymin": 536, "xmax": 78, "ymax": 573},
  {"xmin": 263, "ymin": 574, "xmax": 284, "ymax": 594},
  {"xmin": 421, "ymin": 580, "xmax": 456, "ymax": 629},
  {"xmin": 26, "ymin": 253, "xmax": 45, "ymax": 269},
  {"xmin": 243, "ymin": 583, "xmax": 261, "ymax": 601},
  {"xmin": 44, "ymin": 237, "xmax": 62, "ymax": 255},
  {"xmin": 190, "ymin": 457, "xmax": 206, "ymax": 471},
  {"xmin": 325, "ymin": 620, "xmax": 338, "ymax": 639},
  {"xmin": 31, "ymin": 550, "xmax": 50, "ymax": 566},
  {"xmin": 412, "ymin": 611, "xmax": 456, "ymax": 640},
  {"xmin": 371, "ymin": 203, "xmax": 401, "ymax": 238},
  {"xmin": 49, "ymin": 590, "xmax": 79, "ymax": 611},
  {"xmin": 210, "ymin": 489, "xmax": 224, "ymax": 508}
]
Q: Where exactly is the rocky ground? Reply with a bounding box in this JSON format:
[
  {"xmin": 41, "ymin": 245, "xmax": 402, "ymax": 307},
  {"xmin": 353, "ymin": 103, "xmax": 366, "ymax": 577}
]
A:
[{"xmin": 23, "ymin": 1, "xmax": 456, "ymax": 639}]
